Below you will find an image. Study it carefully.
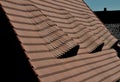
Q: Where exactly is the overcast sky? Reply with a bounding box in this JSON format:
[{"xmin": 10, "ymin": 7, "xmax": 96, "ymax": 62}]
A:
[{"xmin": 84, "ymin": 0, "xmax": 120, "ymax": 11}]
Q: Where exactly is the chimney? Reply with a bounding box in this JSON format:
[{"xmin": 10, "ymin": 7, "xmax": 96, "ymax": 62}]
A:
[{"xmin": 104, "ymin": 8, "xmax": 107, "ymax": 12}]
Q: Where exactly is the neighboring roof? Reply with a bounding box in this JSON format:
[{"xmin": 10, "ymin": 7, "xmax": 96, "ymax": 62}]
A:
[
  {"xmin": 0, "ymin": 0, "xmax": 120, "ymax": 82},
  {"xmin": 106, "ymin": 23, "xmax": 120, "ymax": 40},
  {"xmin": 94, "ymin": 9, "xmax": 120, "ymax": 23}
]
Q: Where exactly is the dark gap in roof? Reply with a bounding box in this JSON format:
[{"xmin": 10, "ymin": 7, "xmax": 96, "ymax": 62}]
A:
[
  {"xmin": 57, "ymin": 45, "xmax": 79, "ymax": 59},
  {"xmin": 90, "ymin": 43, "xmax": 104, "ymax": 53},
  {"xmin": 111, "ymin": 41, "xmax": 120, "ymax": 58},
  {"xmin": 116, "ymin": 79, "xmax": 120, "ymax": 82}
]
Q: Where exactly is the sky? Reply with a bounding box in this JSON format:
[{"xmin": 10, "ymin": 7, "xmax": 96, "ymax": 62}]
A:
[{"xmin": 84, "ymin": 0, "xmax": 120, "ymax": 11}]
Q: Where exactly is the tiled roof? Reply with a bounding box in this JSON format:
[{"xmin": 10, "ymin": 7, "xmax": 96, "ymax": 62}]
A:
[
  {"xmin": 30, "ymin": 0, "xmax": 117, "ymax": 50},
  {"xmin": 0, "ymin": 0, "xmax": 79, "ymax": 58},
  {"xmin": 0, "ymin": 0, "xmax": 120, "ymax": 82},
  {"xmin": 106, "ymin": 23, "xmax": 120, "ymax": 40}
]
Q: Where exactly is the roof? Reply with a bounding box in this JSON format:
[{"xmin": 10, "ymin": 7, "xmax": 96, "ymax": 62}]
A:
[
  {"xmin": 106, "ymin": 23, "xmax": 120, "ymax": 40},
  {"xmin": 94, "ymin": 9, "xmax": 120, "ymax": 23},
  {"xmin": 0, "ymin": 0, "xmax": 120, "ymax": 82}
]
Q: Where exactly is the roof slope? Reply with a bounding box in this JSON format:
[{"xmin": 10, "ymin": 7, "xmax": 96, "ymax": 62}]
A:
[
  {"xmin": 30, "ymin": 0, "xmax": 117, "ymax": 50},
  {"xmin": 0, "ymin": 0, "xmax": 120, "ymax": 82}
]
